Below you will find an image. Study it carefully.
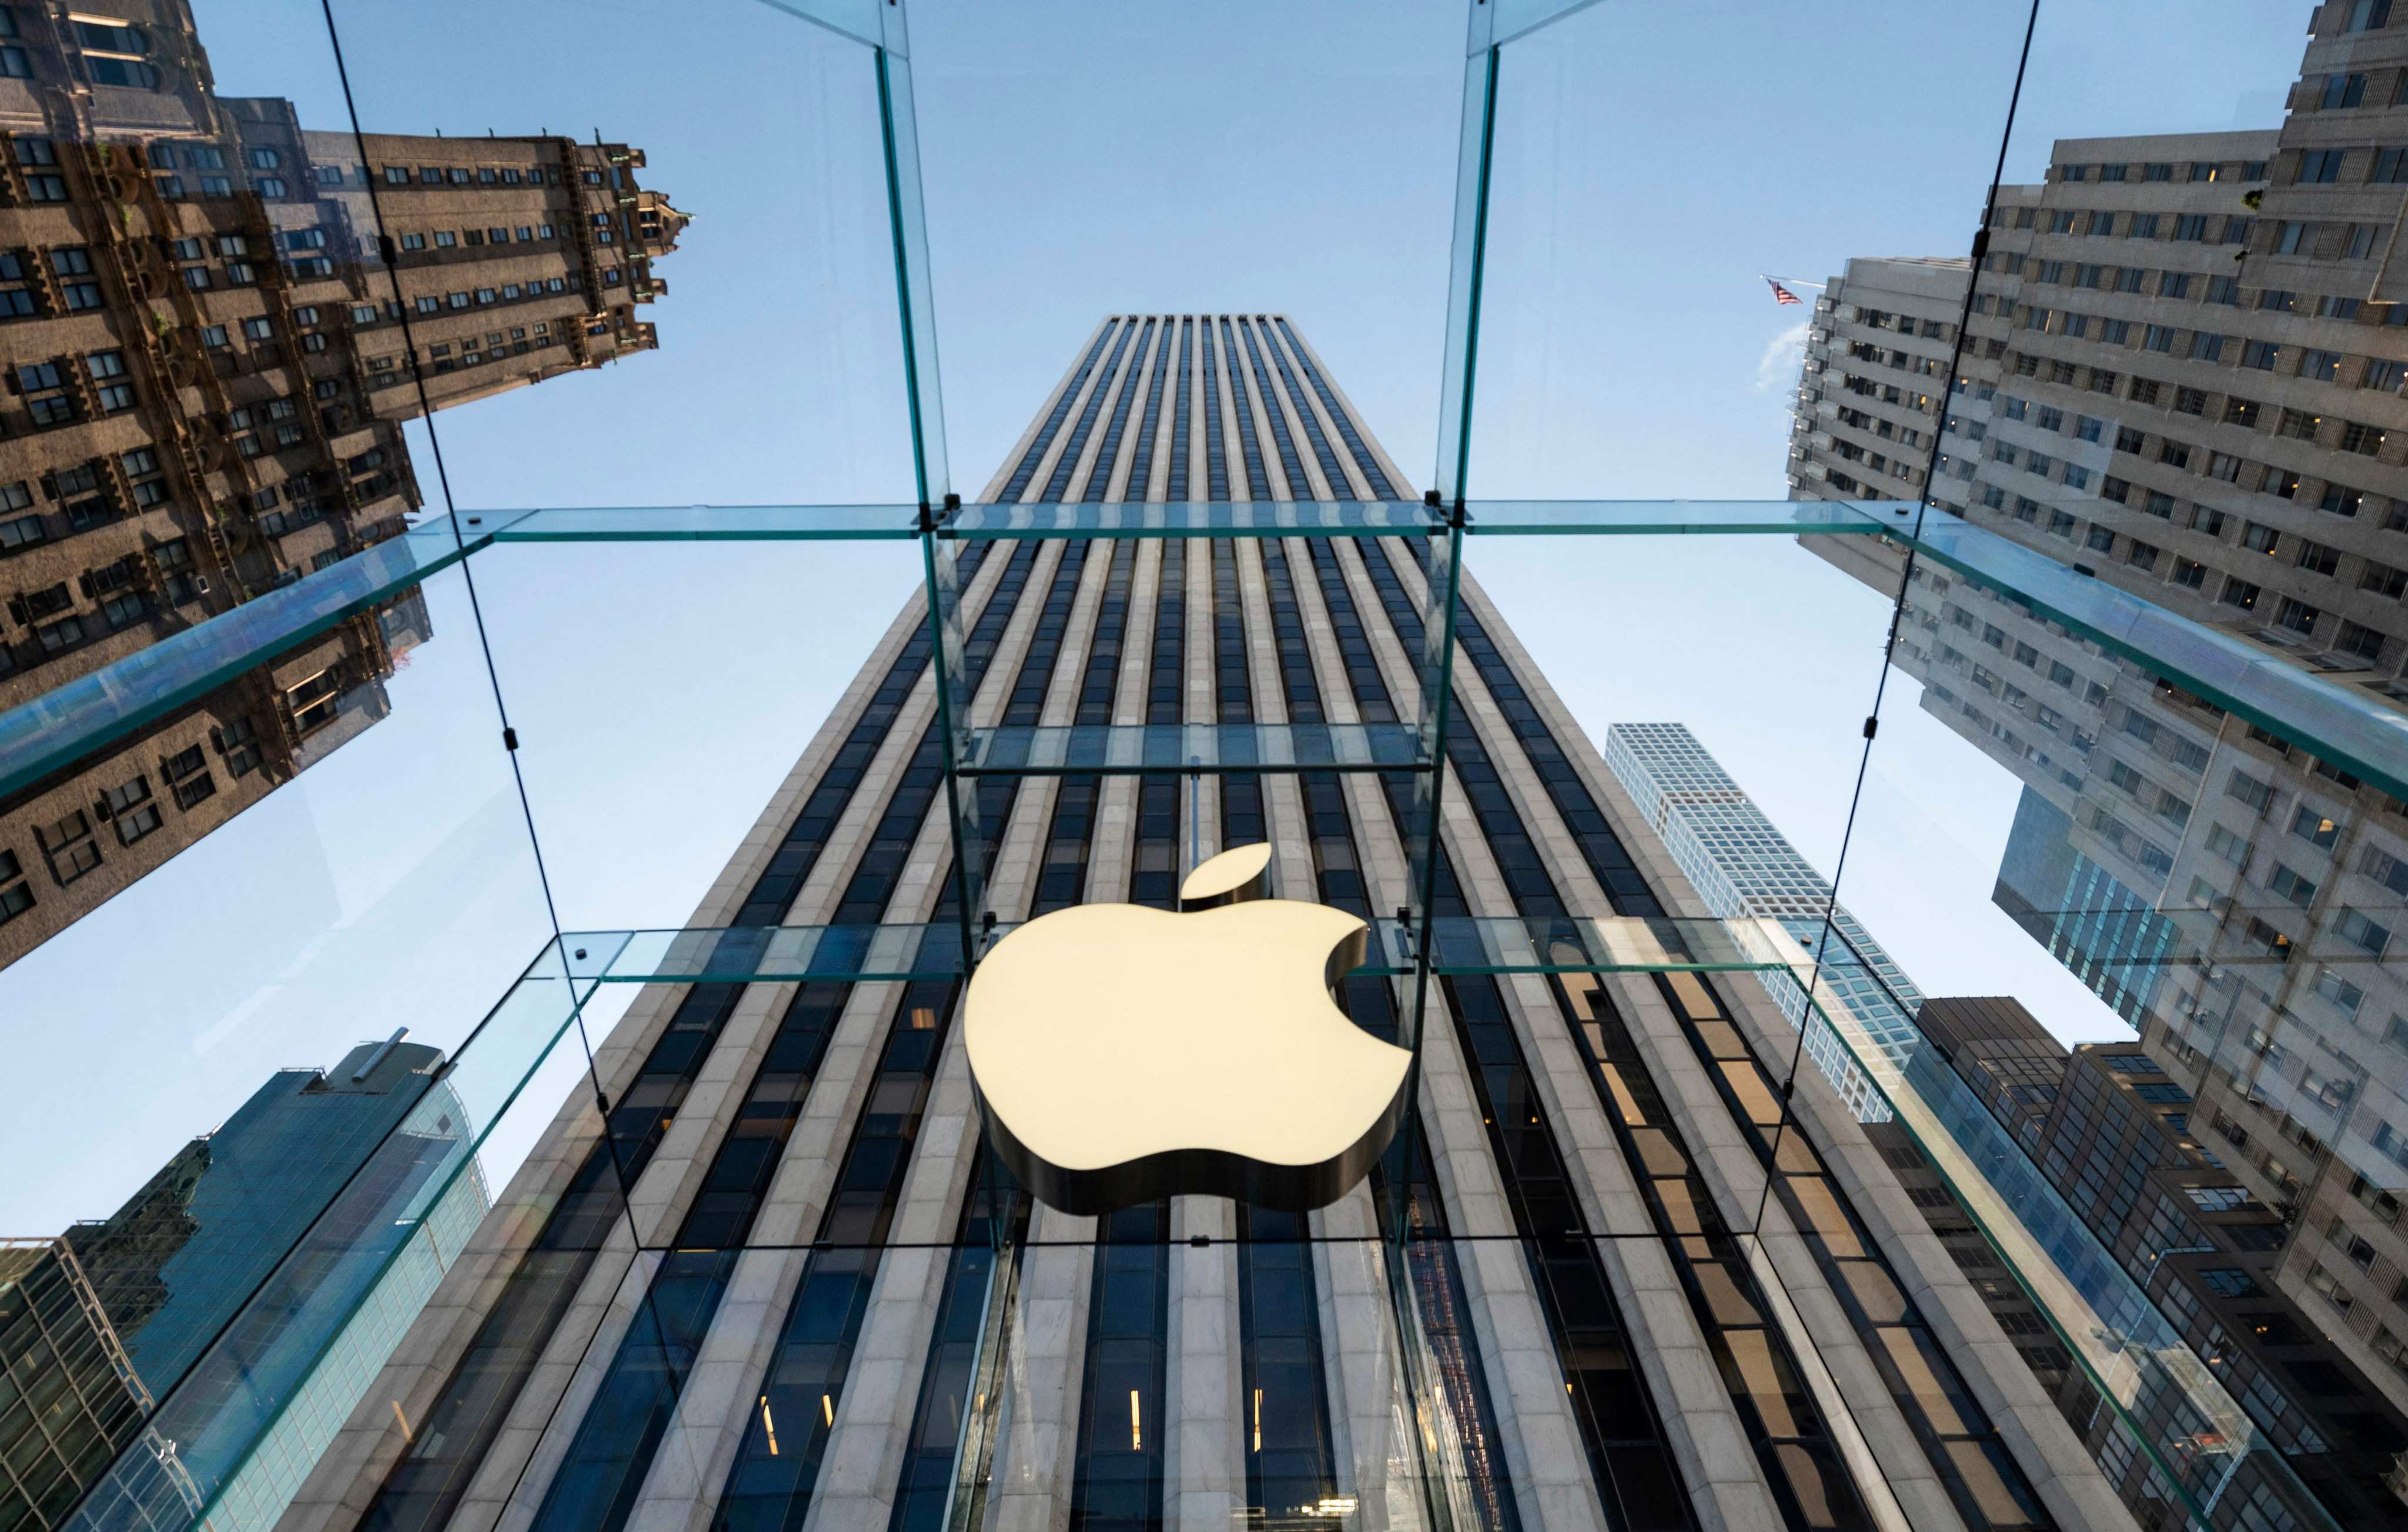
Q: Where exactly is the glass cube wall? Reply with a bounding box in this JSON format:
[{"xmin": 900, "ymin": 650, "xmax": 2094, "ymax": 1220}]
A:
[{"xmin": 6, "ymin": 4, "xmax": 2408, "ymax": 1531}]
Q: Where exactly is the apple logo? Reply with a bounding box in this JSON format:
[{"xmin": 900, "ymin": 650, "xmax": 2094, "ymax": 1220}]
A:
[{"xmin": 965, "ymin": 842, "xmax": 1413, "ymax": 1215}]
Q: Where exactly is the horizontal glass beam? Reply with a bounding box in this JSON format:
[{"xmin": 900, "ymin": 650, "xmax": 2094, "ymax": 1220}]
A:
[
  {"xmin": 1408, "ymin": 912, "xmax": 1803, "ymax": 974},
  {"xmin": 561, "ymin": 915, "xmax": 1798, "ymax": 985},
  {"xmin": 958, "ymin": 722, "xmax": 1430, "ymax": 775},
  {"xmin": 437, "ymin": 506, "xmax": 921, "ymax": 543},
  {"xmin": 751, "ymin": 0, "xmax": 884, "ymax": 51},
  {"xmin": 1478, "ymin": 0, "xmax": 1610, "ymax": 52},
  {"xmin": 422, "ymin": 498, "xmax": 1902, "ymax": 544},
  {"xmin": 1898, "ymin": 513, "xmax": 2408, "ymax": 802},
  {"xmin": 941, "ymin": 500, "xmax": 1441, "ymax": 539},
  {"xmin": 566, "ymin": 925, "xmax": 977, "ymax": 984},
  {"xmin": 0, "ymin": 520, "xmax": 491, "ymax": 801},
  {"xmin": 1460, "ymin": 499, "xmax": 1904, "ymax": 536}
]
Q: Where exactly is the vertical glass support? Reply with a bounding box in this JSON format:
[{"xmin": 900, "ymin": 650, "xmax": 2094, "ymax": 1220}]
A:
[
  {"xmin": 872, "ymin": 9, "xmax": 953, "ymax": 512},
  {"xmin": 1383, "ymin": 524, "xmax": 1464, "ymax": 1531},
  {"xmin": 922, "ymin": 529, "xmax": 984, "ymax": 972},
  {"xmin": 1433, "ymin": 20, "xmax": 1500, "ymax": 509},
  {"xmin": 1416, "ymin": 25, "xmax": 1491, "ymax": 1498}
]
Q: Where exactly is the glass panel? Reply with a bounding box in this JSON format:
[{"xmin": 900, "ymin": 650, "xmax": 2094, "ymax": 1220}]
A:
[
  {"xmin": 318, "ymin": 0, "xmax": 914, "ymax": 514},
  {"xmin": 0, "ymin": 561, "xmax": 569, "ymax": 1530},
  {"xmin": 58, "ymin": 949, "xmax": 607, "ymax": 1530}
]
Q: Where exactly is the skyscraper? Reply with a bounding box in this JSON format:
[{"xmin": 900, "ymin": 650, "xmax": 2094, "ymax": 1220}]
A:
[
  {"xmin": 276, "ymin": 315, "xmax": 2131, "ymax": 1532},
  {"xmin": 1602, "ymin": 721, "xmax": 1923, "ymax": 1123},
  {"xmin": 0, "ymin": 0, "xmax": 685, "ymax": 966}
]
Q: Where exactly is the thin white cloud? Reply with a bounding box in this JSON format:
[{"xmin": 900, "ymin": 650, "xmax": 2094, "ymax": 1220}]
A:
[{"xmin": 1754, "ymin": 317, "xmax": 1810, "ymax": 393}]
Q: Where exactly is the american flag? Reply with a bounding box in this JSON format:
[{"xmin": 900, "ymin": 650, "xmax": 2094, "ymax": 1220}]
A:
[{"xmin": 1765, "ymin": 277, "xmax": 1802, "ymax": 306}]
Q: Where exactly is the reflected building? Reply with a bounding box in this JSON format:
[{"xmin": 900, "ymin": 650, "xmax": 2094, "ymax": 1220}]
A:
[
  {"xmin": 1785, "ymin": 0, "xmax": 2408, "ymax": 1473},
  {"xmin": 1603, "ymin": 720, "xmax": 1921, "ymax": 1122},
  {"xmin": 1, "ymin": 1038, "xmax": 488, "ymax": 1532},
  {"xmin": 276, "ymin": 315, "xmax": 2132, "ymax": 1532},
  {"xmin": 1919, "ymin": 998, "xmax": 2408, "ymax": 1526},
  {"xmin": 0, "ymin": 0, "xmax": 685, "ymax": 968}
]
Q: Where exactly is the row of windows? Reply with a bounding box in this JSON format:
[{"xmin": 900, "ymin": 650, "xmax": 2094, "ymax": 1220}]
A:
[
  {"xmin": 393, "ymin": 222, "xmax": 558, "ymax": 253},
  {"xmin": 379, "ymin": 162, "xmax": 567, "ymax": 188},
  {"xmin": 401, "ymin": 274, "xmax": 576, "ymax": 317},
  {"xmin": 2052, "ymin": 159, "xmax": 2267, "ymax": 185},
  {"xmin": 1999, "ymin": 206, "xmax": 2252, "ymax": 245}
]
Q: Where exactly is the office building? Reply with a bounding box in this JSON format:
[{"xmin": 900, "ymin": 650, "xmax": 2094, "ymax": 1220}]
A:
[
  {"xmin": 266, "ymin": 314, "xmax": 2144, "ymax": 1532},
  {"xmin": 1603, "ymin": 721, "xmax": 1922, "ymax": 1122},
  {"xmin": 1788, "ymin": 1, "xmax": 2408, "ymax": 1433},
  {"xmin": 0, "ymin": 0, "xmax": 684, "ymax": 967},
  {"xmin": 3, "ymin": 1039, "xmax": 488, "ymax": 1532}
]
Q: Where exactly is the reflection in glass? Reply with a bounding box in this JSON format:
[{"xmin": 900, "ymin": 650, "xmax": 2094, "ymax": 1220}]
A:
[{"xmin": 0, "ymin": 0, "xmax": 684, "ymax": 970}]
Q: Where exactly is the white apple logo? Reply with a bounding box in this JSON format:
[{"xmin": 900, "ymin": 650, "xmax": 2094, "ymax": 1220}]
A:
[{"xmin": 965, "ymin": 842, "xmax": 1413, "ymax": 1214}]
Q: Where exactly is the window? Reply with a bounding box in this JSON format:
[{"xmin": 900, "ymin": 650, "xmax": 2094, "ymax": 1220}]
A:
[
  {"xmin": 0, "ymin": 847, "xmax": 27, "ymax": 922},
  {"xmin": 2324, "ymin": 73, "xmax": 2369, "ymax": 109},
  {"xmin": 2242, "ymin": 340, "xmax": 2279, "ymax": 371},
  {"xmin": 2299, "ymin": 152, "xmax": 2346, "ymax": 185},
  {"xmin": 2349, "ymin": 0, "xmax": 2392, "ymax": 31},
  {"xmin": 2186, "ymin": 1186, "xmax": 2250, "ymax": 1210},
  {"xmin": 2229, "ymin": 770, "xmax": 2276, "ymax": 811},
  {"xmin": 2338, "ymin": 907, "xmax": 2393, "ymax": 955},
  {"xmin": 2206, "ymin": 275, "xmax": 2240, "ymax": 305},
  {"xmin": 2323, "ymin": 483, "xmax": 2366, "ymax": 518},
  {"xmin": 2297, "ymin": 539, "xmax": 2340, "ymax": 576},
  {"xmin": 2276, "ymin": 596, "xmax": 2320, "ymax": 635},
  {"xmin": 2270, "ymin": 863, "xmax": 2319, "ymax": 906},
  {"xmin": 37, "ymin": 810, "xmax": 98, "ymax": 882},
  {"xmin": 220, "ymin": 717, "xmax": 260, "ymax": 777},
  {"xmin": 101, "ymin": 776, "xmax": 159, "ymax": 845},
  {"xmin": 433, "ymin": 229, "xmax": 456, "ymax": 248},
  {"xmin": 2302, "ymin": 349, "xmax": 2344, "ymax": 383}
]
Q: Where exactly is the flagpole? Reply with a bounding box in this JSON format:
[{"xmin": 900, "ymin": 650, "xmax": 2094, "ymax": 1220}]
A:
[{"xmin": 1760, "ymin": 273, "xmax": 1828, "ymax": 290}]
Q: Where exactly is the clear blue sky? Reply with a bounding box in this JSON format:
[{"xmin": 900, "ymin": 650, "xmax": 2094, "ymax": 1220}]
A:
[{"xmin": 0, "ymin": 0, "xmax": 2318, "ymax": 1232}]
